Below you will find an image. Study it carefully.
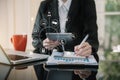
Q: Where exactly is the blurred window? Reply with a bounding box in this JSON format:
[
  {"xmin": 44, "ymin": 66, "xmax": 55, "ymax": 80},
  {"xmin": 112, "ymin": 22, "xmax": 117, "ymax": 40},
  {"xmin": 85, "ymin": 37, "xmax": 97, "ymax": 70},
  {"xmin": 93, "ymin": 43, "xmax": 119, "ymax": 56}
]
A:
[{"xmin": 104, "ymin": 0, "xmax": 120, "ymax": 51}]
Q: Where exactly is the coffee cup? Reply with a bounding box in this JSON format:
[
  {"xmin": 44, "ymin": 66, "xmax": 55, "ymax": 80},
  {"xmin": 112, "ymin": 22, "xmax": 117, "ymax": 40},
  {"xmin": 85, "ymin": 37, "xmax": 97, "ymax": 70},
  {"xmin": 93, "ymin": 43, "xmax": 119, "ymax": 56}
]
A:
[{"xmin": 11, "ymin": 34, "xmax": 27, "ymax": 51}]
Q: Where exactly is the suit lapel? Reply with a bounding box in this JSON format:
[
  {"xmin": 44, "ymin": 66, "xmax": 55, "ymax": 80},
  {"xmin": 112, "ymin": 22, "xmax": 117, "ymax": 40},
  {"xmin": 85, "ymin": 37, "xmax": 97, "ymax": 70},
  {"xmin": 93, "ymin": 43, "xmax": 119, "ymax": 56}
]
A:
[
  {"xmin": 49, "ymin": 0, "xmax": 59, "ymax": 19},
  {"xmin": 68, "ymin": 0, "xmax": 83, "ymax": 20},
  {"xmin": 48, "ymin": 0, "xmax": 83, "ymax": 32}
]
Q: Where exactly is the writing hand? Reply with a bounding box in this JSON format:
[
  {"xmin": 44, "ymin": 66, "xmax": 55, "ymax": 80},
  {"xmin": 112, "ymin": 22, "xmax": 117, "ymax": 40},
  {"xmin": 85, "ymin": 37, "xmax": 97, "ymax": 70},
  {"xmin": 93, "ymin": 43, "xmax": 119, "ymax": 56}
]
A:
[
  {"xmin": 74, "ymin": 70, "xmax": 91, "ymax": 79},
  {"xmin": 74, "ymin": 42, "xmax": 92, "ymax": 56}
]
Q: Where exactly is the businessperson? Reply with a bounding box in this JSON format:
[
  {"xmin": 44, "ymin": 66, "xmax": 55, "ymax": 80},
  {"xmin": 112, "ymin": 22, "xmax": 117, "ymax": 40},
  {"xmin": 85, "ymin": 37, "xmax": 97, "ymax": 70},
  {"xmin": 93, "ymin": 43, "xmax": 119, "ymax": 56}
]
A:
[
  {"xmin": 32, "ymin": 0, "xmax": 99, "ymax": 79},
  {"xmin": 32, "ymin": 0, "xmax": 99, "ymax": 62}
]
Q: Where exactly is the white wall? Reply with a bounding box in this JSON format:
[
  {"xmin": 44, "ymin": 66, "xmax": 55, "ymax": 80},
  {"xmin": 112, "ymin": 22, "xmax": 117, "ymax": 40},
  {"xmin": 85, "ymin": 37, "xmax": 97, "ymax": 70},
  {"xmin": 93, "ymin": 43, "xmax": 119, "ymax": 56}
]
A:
[
  {"xmin": 95, "ymin": 0, "xmax": 105, "ymax": 47},
  {"xmin": 0, "ymin": 0, "xmax": 9, "ymax": 48},
  {"xmin": 0, "ymin": 0, "xmax": 41, "ymax": 50}
]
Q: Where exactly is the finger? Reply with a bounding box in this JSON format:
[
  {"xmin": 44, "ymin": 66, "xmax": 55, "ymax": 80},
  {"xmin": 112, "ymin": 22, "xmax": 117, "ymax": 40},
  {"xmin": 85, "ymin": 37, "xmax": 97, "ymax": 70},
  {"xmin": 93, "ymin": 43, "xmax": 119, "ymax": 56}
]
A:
[
  {"xmin": 74, "ymin": 42, "xmax": 87, "ymax": 53},
  {"xmin": 74, "ymin": 71, "xmax": 78, "ymax": 75},
  {"xmin": 78, "ymin": 71, "xmax": 91, "ymax": 78},
  {"xmin": 74, "ymin": 70, "xmax": 81, "ymax": 75},
  {"xmin": 43, "ymin": 38, "xmax": 49, "ymax": 47},
  {"xmin": 43, "ymin": 42, "xmax": 48, "ymax": 47},
  {"xmin": 44, "ymin": 45, "xmax": 55, "ymax": 49},
  {"xmin": 79, "ymin": 74, "xmax": 87, "ymax": 79},
  {"xmin": 77, "ymin": 72, "xmax": 86, "ymax": 79},
  {"xmin": 80, "ymin": 45, "xmax": 92, "ymax": 56},
  {"xmin": 74, "ymin": 45, "xmax": 79, "ymax": 53},
  {"xmin": 44, "ymin": 38, "xmax": 50, "ymax": 43},
  {"xmin": 80, "ymin": 71, "xmax": 89, "ymax": 74},
  {"xmin": 79, "ymin": 42, "xmax": 89, "ymax": 48},
  {"xmin": 80, "ymin": 46, "xmax": 92, "ymax": 55},
  {"xmin": 76, "ymin": 45, "xmax": 91, "ymax": 56},
  {"xmin": 43, "ymin": 40, "xmax": 58, "ymax": 47},
  {"xmin": 49, "ymin": 41, "xmax": 60, "ymax": 48},
  {"xmin": 44, "ymin": 38, "xmax": 55, "ymax": 44},
  {"xmin": 45, "ymin": 44, "xmax": 55, "ymax": 50},
  {"xmin": 54, "ymin": 41, "xmax": 61, "ymax": 46},
  {"xmin": 48, "ymin": 47, "xmax": 54, "ymax": 50},
  {"xmin": 76, "ymin": 48, "xmax": 91, "ymax": 56},
  {"xmin": 75, "ymin": 45, "xmax": 80, "ymax": 50},
  {"xmin": 45, "ymin": 47, "xmax": 53, "ymax": 50},
  {"xmin": 44, "ymin": 41, "xmax": 60, "ymax": 50},
  {"xmin": 81, "ymin": 49, "xmax": 92, "ymax": 56},
  {"xmin": 75, "ymin": 42, "xmax": 89, "ymax": 48}
]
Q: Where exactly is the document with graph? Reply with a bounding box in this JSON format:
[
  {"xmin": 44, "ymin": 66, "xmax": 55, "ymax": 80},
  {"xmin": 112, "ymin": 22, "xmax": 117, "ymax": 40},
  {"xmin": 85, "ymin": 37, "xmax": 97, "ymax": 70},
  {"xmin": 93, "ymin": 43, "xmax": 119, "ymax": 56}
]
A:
[{"xmin": 46, "ymin": 51, "xmax": 98, "ymax": 65}]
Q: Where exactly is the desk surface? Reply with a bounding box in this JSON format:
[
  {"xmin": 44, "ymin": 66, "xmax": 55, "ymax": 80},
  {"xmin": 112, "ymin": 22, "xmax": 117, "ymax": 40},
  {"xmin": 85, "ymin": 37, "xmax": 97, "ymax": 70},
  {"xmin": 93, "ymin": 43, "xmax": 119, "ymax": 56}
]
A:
[
  {"xmin": 0, "ymin": 60, "xmax": 119, "ymax": 80},
  {"xmin": 0, "ymin": 61, "xmax": 120, "ymax": 80}
]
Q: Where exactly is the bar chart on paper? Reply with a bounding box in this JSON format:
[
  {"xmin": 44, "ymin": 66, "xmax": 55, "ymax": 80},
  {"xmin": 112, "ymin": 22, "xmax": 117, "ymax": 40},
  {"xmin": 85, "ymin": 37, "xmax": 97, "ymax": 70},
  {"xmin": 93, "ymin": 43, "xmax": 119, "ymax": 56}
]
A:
[{"xmin": 46, "ymin": 51, "xmax": 98, "ymax": 65}]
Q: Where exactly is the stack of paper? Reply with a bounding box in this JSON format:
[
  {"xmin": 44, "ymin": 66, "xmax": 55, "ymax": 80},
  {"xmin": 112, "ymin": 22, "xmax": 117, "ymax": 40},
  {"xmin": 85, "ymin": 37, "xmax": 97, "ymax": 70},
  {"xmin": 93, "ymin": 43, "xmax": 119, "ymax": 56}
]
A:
[{"xmin": 46, "ymin": 51, "xmax": 98, "ymax": 65}]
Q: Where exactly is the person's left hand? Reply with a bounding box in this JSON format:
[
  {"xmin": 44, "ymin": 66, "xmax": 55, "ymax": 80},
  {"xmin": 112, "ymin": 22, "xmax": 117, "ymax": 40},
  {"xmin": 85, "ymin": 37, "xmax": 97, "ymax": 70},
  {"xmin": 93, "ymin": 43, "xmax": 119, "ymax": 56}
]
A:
[
  {"xmin": 74, "ymin": 42, "xmax": 92, "ymax": 56},
  {"xmin": 43, "ymin": 38, "xmax": 60, "ymax": 50}
]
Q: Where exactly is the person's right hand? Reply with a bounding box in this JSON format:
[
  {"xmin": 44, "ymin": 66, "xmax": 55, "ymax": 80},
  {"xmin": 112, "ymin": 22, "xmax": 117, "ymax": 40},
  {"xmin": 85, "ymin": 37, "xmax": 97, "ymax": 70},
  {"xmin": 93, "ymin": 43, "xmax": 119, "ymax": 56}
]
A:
[
  {"xmin": 43, "ymin": 38, "xmax": 60, "ymax": 50},
  {"xmin": 74, "ymin": 70, "xmax": 91, "ymax": 79}
]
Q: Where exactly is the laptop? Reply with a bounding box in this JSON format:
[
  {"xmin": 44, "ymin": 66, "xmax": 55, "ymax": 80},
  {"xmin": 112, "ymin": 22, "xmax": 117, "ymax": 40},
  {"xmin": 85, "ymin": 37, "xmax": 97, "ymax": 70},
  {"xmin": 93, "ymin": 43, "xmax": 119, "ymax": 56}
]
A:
[{"xmin": 0, "ymin": 45, "xmax": 49, "ymax": 65}]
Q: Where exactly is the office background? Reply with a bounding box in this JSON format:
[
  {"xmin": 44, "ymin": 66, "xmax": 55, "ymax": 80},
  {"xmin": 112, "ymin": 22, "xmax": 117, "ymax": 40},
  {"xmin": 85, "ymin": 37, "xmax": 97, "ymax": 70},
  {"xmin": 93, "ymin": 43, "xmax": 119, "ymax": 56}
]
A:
[
  {"xmin": 0, "ymin": 0, "xmax": 106, "ymax": 50},
  {"xmin": 0, "ymin": 0, "xmax": 120, "ymax": 79}
]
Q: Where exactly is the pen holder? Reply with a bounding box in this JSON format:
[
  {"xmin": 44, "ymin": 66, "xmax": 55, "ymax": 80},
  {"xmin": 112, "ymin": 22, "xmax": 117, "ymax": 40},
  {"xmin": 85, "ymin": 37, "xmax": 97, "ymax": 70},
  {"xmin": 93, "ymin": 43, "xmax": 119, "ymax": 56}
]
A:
[{"xmin": 11, "ymin": 34, "xmax": 27, "ymax": 51}]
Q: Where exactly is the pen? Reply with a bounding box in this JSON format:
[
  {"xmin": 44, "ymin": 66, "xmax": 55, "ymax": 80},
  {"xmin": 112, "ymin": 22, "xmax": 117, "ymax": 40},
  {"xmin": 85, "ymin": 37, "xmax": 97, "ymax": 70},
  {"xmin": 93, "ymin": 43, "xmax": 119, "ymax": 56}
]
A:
[
  {"xmin": 79, "ymin": 34, "xmax": 89, "ymax": 62},
  {"xmin": 79, "ymin": 34, "xmax": 89, "ymax": 46}
]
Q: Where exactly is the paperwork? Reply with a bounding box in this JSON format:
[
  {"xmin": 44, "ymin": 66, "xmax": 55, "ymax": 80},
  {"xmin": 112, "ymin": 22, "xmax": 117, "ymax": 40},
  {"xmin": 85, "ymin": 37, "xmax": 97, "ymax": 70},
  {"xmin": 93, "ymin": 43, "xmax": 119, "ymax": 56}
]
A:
[{"xmin": 46, "ymin": 51, "xmax": 98, "ymax": 65}]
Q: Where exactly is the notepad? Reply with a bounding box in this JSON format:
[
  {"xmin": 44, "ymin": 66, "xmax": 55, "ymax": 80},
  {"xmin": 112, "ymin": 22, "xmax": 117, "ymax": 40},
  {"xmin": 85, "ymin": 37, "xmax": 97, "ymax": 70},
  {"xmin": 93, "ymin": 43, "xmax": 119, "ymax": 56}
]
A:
[{"xmin": 46, "ymin": 51, "xmax": 98, "ymax": 65}]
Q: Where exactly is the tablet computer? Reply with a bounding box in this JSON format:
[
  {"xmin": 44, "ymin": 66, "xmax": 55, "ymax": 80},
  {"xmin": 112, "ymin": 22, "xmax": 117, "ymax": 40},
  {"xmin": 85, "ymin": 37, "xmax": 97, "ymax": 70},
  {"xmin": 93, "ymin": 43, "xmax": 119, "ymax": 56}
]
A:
[{"xmin": 46, "ymin": 33, "xmax": 75, "ymax": 41}]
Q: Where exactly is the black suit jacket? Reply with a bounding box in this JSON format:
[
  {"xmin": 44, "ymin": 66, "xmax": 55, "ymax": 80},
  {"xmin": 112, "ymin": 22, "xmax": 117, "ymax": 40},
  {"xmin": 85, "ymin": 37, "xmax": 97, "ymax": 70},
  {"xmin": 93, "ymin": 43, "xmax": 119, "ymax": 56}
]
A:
[{"xmin": 32, "ymin": 0, "xmax": 99, "ymax": 61}]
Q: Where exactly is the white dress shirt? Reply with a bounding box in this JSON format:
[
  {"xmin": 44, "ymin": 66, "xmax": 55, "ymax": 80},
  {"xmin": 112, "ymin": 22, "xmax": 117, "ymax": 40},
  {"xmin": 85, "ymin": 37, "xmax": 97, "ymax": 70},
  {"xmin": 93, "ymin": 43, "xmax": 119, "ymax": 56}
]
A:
[{"xmin": 58, "ymin": 0, "xmax": 72, "ymax": 33}]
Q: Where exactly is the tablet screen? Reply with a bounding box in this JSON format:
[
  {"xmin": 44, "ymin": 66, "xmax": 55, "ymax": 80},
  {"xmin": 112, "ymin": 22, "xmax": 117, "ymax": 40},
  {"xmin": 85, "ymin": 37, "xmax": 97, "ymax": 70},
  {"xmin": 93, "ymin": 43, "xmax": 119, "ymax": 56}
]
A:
[
  {"xmin": 46, "ymin": 33, "xmax": 75, "ymax": 41},
  {"xmin": 8, "ymin": 54, "xmax": 29, "ymax": 61}
]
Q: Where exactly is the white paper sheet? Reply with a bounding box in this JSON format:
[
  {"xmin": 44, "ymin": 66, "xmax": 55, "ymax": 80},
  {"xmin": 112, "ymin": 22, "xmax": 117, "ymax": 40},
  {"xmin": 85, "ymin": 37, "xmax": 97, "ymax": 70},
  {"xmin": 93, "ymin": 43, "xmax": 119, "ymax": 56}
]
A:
[{"xmin": 46, "ymin": 51, "xmax": 98, "ymax": 65}]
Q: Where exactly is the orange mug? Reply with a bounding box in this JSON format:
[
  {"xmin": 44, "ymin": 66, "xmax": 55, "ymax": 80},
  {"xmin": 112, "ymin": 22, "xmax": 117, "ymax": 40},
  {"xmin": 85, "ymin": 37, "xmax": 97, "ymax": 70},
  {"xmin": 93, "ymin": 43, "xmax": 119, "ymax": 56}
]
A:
[{"xmin": 11, "ymin": 34, "xmax": 27, "ymax": 51}]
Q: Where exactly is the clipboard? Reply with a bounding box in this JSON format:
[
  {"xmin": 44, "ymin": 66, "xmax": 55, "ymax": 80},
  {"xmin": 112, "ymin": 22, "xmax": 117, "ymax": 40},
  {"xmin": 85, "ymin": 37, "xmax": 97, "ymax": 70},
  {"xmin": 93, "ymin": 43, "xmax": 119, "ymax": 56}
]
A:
[{"xmin": 46, "ymin": 51, "xmax": 98, "ymax": 69}]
